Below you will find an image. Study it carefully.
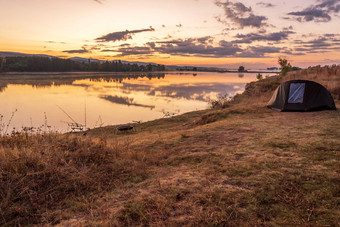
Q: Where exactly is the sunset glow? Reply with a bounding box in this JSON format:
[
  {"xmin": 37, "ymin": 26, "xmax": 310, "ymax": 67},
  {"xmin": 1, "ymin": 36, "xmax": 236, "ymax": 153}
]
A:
[{"xmin": 1, "ymin": 0, "xmax": 340, "ymax": 68}]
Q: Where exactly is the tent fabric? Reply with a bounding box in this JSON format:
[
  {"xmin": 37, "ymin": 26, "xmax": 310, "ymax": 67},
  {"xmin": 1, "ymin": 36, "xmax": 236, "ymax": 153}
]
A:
[{"xmin": 267, "ymin": 80, "xmax": 336, "ymax": 112}]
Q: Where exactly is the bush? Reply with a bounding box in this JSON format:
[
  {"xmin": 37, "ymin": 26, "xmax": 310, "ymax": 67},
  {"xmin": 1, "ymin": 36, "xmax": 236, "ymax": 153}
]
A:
[
  {"xmin": 209, "ymin": 95, "xmax": 230, "ymax": 109},
  {"xmin": 278, "ymin": 57, "xmax": 292, "ymax": 75},
  {"xmin": 256, "ymin": 73, "xmax": 263, "ymax": 80},
  {"xmin": 238, "ymin": 66, "xmax": 245, "ymax": 72}
]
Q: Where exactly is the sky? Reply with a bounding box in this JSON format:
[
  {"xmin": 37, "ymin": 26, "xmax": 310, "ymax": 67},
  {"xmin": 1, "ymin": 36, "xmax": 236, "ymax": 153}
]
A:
[{"xmin": 0, "ymin": 0, "xmax": 340, "ymax": 69}]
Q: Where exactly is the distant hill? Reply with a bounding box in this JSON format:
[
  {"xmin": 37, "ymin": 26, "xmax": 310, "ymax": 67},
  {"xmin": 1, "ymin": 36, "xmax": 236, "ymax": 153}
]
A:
[
  {"xmin": 121, "ymin": 60, "xmax": 158, "ymax": 66},
  {"xmin": 0, "ymin": 51, "xmax": 159, "ymax": 66},
  {"xmin": 69, "ymin": 57, "xmax": 160, "ymax": 66},
  {"xmin": 0, "ymin": 52, "xmax": 206, "ymax": 69},
  {"xmin": 0, "ymin": 53, "xmax": 166, "ymax": 72},
  {"xmin": 0, "ymin": 51, "xmax": 54, "ymax": 58},
  {"xmin": 69, "ymin": 57, "xmax": 103, "ymax": 63},
  {"xmin": 0, "ymin": 51, "xmax": 233, "ymax": 71}
]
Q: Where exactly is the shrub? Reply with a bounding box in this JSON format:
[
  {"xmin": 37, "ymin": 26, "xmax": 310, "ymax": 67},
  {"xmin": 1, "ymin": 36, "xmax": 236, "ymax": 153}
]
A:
[
  {"xmin": 238, "ymin": 66, "xmax": 245, "ymax": 72},
  {"xmin": 278, "ymin": 57, "xmax": 292, "ymax": 75},
  {"xmin": 256, "ymin": 73, "xmax": 263, "ymax": 80},
  {"xmin": 209, "ymin": 95, "xmax": 230, "ymax": 109}
]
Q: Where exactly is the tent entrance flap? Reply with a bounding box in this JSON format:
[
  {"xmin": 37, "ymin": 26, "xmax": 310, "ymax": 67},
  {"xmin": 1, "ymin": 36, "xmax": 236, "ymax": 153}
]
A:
[{"xmin": 288, "ymin": 83, "xmax": 305, "ymax": 103}]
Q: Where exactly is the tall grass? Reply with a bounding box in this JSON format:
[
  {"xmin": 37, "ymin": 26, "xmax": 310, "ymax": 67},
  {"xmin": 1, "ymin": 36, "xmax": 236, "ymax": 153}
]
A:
[{"xmin": 0, "ymin": 132, "xmax": 149, "ymax": 225}]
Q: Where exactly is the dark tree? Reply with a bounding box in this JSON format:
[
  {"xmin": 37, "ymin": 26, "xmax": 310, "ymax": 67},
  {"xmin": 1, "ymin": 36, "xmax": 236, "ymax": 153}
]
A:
[
  {"xmin": 0, "ymin": 57, "xmax": 5, "ymax": 72},
  {"xmin": 1, "ymin": 57, "xmax": 166, "ymax": 73},
  {"xmin": 146, "ymin": 64, "xmax": 153, "ymax": 71},
  {"xmin": 278, "ymin": 57, "xmax": 292, "ymax": 75}
]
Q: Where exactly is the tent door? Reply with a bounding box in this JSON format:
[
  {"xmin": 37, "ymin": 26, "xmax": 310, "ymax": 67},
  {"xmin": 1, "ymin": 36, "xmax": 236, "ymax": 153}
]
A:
[{"xmin": 288, "ymin": 83, "xmax": 305, "ymax": 104}]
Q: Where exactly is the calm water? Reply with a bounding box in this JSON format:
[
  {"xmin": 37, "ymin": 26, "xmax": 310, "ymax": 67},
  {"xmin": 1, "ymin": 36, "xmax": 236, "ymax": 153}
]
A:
[{"xmin": 0, "ymin": 71, "xmax": 260, "ymax": 132}]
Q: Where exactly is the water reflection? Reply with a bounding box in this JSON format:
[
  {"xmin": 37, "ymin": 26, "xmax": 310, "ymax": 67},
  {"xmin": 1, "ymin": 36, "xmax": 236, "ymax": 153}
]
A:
[
  {"xmin": 100, "ymin": 95, "xmax": 155, "ymax": 109},
  {"xmin": 144, "ymin": 83, "xmax": 244, "ymax": 101},
  {"xmin": 0, "ymin": 72, "xmax": 166, "ymax": 91},
  {"xmin": 0, "ymin": 72, "xmax": 257, "ymax": 132}
]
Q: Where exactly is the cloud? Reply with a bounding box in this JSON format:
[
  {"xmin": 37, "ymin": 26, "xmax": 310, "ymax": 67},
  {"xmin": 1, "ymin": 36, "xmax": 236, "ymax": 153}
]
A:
[
  {"xmin": 236, "ymin": 46, "xmax": 282, "ymax": 57},
  {"xmin": 304, "ymin": 37, "xmax": 333, "ymax": 47},
  {"xmin": 279, "ymin": 50, "xmax": 305, "ymax": 56},
  {"xmin": 300, "ymin": 36, "xmax": 340, "ymax": 48},
  {"xmin": 324, "ymin": 33, "xmax": 337, "ymax": 37},
  {"xmin": 234, "ymin": 30, "xmax": 295, "ymax": 43},
  {"xmin": 101, "ymin": 49, "xmax": 116, "ymax": 52},
  {"xmin": 215, "ymin": 0, "xmax": 267, "ymax": 28},
  {"xmin": 80, "ymin": 44, "xmax": 108, "ymax": 51},
  {"xmin": 152, "ymin": 38, "xmax": 242, "ymax": 57},
  {"xmin": 111, "ymin": 46, "xmax": 153, "ymax": 56},
  {"xmin": 287, "ymin": 0, "xmax": 340, "ymax": 22},
  {"xmin": 282, "ymin": 26, "xmax": 294, "ymax": 31},
  {"xmin": 110, "ymin": 36, "xmax": 286, "ymax": 58},
  {"xmin": 62, "ymin": 48, "xmax": 89, "ymax": 54},
  {"xmin": 96, "ymin": 27, "xmax": 155, "ymax": 42},
  {"xmin": 44, "ymin": 41, "xmax": 67, "ymax": 44},
  {"xmin": 256, "ymin": 2, "xmax": 275, "ymax": 8},
  {"xmin": 293, "ymin": 34, "xmax": 340, "ymax": 53},
  {"xmin": 197, "ymin": 36, "xmax": 214, "ymax": 44},
  {"xmin": 288, "ymin": 9, "xmax": 331, "ymax": 22}
]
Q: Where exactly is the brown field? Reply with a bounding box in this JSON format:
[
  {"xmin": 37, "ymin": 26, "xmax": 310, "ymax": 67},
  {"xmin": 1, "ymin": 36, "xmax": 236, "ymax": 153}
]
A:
[{"xmin": 1, "ymin": 75, "xmax": 339, "ymax": 226}]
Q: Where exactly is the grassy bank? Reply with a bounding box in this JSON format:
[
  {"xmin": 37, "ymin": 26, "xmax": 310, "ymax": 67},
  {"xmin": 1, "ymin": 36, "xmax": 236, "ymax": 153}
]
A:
[{"xmin": 1, "ymin": 76, "xmax": 339, "ymax": 226}]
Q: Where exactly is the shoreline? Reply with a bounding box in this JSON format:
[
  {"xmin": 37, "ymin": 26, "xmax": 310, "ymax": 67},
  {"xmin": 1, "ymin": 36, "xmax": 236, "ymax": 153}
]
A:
[{"xmin": 0, "ymin": 70, "xmax": 279, "ymax": 75}]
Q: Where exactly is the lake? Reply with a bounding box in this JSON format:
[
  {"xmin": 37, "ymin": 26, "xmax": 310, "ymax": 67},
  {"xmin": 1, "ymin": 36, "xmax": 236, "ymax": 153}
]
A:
[{"xmin": 0, "ymin": 71, "xmax": 262, "ymax": 133}]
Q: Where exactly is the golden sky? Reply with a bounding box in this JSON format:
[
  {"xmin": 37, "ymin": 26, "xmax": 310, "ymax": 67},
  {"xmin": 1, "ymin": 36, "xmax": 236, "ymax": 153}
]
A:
[{"xmin": 0, "ymin": 0, "xmax": 340, "ymax": 68}]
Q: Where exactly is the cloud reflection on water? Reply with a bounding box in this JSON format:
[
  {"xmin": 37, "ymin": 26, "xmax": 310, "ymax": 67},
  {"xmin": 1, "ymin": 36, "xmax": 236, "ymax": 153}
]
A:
[
  {"xmin": 119, "ymin": 81, "xmax": 244, "ymax": 102},
  {"xmin": 0, "ymin": 72, "xmax": 257, "ymax": 131},
  {"xmin": 0, "ymin": 72, "xmax": 249, "ymax": 108},
  {"xmin": 100, "ymin": 95, "xmax": 155, "ymax": 109}
]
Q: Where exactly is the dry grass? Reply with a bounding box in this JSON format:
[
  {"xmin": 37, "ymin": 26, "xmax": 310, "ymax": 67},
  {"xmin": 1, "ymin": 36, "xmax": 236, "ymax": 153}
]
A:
[
  {"xmin": 1, "ymin": 75, "xmax": 339, "ymax": 226},
  {"xmin": 0, "ymin": 133, "xmax": 154, "ymax": 225},
  {"xmin": 74, "ymin": 100, "xmax": 339, "ymax": 226}
]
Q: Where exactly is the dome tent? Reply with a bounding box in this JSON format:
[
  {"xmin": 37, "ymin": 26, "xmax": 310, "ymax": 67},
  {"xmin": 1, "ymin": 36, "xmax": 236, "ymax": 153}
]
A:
[{"xmin": 267, "ymin": 80, "xmax": 336, "ymax": 112}]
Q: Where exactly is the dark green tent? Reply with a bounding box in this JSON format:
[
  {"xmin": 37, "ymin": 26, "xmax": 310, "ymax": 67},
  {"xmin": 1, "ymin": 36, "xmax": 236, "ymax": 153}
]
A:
[{"xmin": 267, "ymin": 80, "xmax": 336, "ymax": 112}]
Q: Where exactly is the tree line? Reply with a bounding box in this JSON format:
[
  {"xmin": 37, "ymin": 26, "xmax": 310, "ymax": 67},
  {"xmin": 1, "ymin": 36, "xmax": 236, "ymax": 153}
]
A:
[{"xmin": 0, "ymin": 56, "xmax": 166, "ymax": 72}]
